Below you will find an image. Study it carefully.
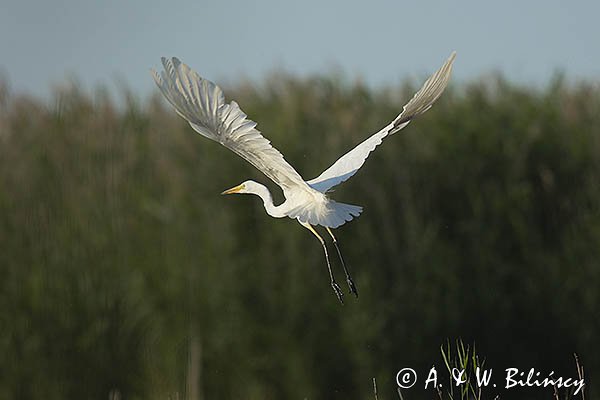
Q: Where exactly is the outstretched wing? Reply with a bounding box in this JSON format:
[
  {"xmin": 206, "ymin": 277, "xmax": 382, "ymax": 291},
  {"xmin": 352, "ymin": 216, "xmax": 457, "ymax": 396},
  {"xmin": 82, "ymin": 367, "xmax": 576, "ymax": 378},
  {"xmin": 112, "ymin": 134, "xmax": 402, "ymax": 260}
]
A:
[
  {"xmin": 152, "ymin": 57, "xmax": 309, "ymax": 192},
  {"xmin": 307, "ymin": 52, "xmax": 456, "ymax": 193}
]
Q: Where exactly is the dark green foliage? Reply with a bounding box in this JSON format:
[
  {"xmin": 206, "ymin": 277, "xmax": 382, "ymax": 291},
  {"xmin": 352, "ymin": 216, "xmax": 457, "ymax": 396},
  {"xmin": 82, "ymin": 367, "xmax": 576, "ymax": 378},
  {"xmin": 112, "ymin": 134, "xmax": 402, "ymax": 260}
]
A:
[{"xmin": 0, "ymin": 75, "xmax": 598, "ymax": 399}]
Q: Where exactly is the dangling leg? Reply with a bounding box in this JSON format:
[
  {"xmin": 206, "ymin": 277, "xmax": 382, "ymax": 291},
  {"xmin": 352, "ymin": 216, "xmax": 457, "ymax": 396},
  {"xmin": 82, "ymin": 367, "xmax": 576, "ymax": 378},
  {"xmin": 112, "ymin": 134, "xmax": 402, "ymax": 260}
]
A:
[
  {"xmin": 299, "ymin": 221, "xmax": 344, "ymax": 304},
  {"xmin": 326, "ymin": 227, "xmax": 358, "ymax": 298}
]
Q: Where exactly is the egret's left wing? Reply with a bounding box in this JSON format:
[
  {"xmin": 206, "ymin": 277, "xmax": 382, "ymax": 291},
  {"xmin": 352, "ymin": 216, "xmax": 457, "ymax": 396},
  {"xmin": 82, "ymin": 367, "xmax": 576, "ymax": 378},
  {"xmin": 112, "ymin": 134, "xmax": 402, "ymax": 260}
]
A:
[
  {"xmin": 307, "ymin": 52, "xmax": 456, "ymax": 193},
  {"xmin": 152, "ymin": 58, "xmax": 309, "ymax": 193}
]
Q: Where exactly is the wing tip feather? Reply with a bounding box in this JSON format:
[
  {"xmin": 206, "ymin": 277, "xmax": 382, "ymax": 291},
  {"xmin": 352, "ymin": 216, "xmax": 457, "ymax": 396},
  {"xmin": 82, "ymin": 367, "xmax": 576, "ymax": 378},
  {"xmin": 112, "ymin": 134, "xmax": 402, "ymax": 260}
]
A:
[{"xmin": 390, "ymin": 50, "xmax": 456, "ymax": 133}]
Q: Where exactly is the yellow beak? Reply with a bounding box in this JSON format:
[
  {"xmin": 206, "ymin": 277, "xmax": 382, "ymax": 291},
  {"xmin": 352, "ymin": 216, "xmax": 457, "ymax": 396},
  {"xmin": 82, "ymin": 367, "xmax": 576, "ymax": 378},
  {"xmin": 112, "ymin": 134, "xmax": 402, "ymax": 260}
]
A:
[{"xmin": 221, "ymin": 184, "xmax": 244, "ymax": 195}]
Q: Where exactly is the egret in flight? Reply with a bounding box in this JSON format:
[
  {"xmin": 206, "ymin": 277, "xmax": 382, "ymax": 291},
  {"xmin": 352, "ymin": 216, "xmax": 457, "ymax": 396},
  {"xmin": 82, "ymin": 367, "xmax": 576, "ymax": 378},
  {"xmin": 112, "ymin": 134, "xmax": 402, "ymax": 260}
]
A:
[{"xmin": 152, "ymin": 52, "xmax": 455, "ymax": 303}]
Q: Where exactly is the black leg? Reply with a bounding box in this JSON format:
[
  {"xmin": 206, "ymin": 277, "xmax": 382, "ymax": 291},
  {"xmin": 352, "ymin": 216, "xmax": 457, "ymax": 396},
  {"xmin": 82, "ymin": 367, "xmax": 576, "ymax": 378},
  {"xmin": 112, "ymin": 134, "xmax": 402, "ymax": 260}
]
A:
[
  {"xmin": 300, "ymin": 222, "xmax": 344, "ymax": 304},
  {"xmin": 327, "ymin": 228, "xmax": 358, "ymax": 298}
]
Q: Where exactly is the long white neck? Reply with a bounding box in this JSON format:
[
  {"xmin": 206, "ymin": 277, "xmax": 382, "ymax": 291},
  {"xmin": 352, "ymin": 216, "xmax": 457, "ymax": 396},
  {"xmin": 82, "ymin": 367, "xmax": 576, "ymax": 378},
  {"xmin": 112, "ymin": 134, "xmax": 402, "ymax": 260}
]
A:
[{"xmin": 249, "ymin": 183, "xmax": 287, "ymax": 218}]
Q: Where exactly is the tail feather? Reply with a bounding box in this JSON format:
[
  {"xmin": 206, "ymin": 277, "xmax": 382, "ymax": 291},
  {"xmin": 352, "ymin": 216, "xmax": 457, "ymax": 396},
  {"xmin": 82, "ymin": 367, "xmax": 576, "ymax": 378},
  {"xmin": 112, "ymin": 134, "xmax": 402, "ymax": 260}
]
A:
[
  {"xmin": 290, "ymin": 201, "xmax": 362, "ymax": 228},
  {"xmin": 330, "ymin": 201, "xmax": 363, "ymax": 227}
]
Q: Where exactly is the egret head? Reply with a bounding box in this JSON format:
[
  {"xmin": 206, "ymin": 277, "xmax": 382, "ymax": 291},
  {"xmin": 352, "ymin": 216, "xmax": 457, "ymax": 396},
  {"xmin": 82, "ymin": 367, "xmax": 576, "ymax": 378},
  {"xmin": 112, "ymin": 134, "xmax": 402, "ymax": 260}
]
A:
[
  {"xmin": 221, "ymin": 180, "xmax": 281, "ymax": 217},
  {"xmin": 221, "ymin": 180, "xmax": 263, "ymax": 196}
]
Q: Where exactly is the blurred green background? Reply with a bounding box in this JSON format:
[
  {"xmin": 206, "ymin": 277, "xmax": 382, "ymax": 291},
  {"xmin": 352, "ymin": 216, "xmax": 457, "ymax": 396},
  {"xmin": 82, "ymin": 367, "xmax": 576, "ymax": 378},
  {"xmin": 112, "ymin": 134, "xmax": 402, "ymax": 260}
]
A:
[{"xmin": 0, "ymin": 73, "xmax": 598, "ymax": 399}]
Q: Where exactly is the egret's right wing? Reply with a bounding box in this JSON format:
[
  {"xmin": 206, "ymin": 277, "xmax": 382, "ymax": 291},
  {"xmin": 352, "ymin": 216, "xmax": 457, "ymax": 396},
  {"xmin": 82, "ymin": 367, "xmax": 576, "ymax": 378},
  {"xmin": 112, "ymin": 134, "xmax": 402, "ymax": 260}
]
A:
[
  {"xmin": 152, "ymin": 57, "xmax": 309, "ymax": 192},
  {"xmin": 307, "ymin": 52, "xmax": 456, "ymax": 193}
]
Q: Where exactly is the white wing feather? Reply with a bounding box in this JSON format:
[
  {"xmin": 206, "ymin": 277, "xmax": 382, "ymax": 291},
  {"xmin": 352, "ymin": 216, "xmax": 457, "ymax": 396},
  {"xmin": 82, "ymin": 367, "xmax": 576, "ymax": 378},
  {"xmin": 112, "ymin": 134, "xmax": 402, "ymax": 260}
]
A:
[
  {"xmin": 307, "ymin": 52, "xmax": 456, "ymax": 193},
  {"xmin": 151, "ymin": 57, "xmax": 309, "ymax": 193}
]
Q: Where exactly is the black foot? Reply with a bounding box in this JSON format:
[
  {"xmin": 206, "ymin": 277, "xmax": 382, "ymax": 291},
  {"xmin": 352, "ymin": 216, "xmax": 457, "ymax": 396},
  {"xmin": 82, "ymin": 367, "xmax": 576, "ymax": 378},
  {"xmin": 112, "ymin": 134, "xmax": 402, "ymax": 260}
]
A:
[
  {"xmin": 331, "ymin": 282, "xmax": 344, "ymax": 304},
  {"xmin": 347, "ymin": 277, "xmax": 359, "ymax": 298}
]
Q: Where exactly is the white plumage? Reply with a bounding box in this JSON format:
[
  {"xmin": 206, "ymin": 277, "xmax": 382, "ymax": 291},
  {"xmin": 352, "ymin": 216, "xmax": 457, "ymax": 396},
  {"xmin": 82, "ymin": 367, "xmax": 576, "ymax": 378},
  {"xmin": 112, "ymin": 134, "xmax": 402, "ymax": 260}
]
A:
[
  {"xmin": 307, "ymin": 52, "xmax": 455, "ymax": 193},
  {"xmin": 152, "ymin": 52, "xmax": 456, "ymax": 302}
]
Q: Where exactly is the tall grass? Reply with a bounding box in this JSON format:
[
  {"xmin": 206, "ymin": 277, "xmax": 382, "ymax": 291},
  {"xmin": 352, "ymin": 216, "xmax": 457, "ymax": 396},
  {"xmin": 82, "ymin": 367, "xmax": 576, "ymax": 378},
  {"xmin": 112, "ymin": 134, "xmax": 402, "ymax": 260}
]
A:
[{"xmin": 0, "ymin": 75, "xmax": 599, "ymax": 399}]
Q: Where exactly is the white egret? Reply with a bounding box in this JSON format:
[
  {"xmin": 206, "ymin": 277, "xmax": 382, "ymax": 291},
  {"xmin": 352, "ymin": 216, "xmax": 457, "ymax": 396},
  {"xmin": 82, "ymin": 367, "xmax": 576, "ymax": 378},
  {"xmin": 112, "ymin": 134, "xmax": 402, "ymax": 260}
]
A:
[{"xmin": 152, "ymin": 52, "xmax": 455, "ymax": 303}]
